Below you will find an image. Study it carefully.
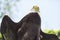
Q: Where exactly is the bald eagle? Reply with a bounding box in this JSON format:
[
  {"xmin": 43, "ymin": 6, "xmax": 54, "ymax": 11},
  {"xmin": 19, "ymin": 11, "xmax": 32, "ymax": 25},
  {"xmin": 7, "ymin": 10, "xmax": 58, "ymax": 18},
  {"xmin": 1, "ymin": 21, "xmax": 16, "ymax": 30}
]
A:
[{"xmin": 1, "ymin": 5, "xmax": 41, "ymax": 40}]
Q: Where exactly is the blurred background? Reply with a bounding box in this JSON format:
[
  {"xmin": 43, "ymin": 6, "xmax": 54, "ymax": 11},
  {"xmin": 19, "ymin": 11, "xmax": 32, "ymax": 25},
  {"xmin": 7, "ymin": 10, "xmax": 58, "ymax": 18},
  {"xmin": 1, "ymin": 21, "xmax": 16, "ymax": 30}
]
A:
[{"xmin": 0, "ymin": 0, "xmax": 60, "ymax": 40}]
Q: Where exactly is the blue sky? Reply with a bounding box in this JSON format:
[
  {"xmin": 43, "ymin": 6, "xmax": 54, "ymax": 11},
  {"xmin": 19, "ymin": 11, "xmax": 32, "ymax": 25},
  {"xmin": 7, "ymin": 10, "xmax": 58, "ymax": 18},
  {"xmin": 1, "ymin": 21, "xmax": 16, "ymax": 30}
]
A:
[{"xmin": 0, "ymin": 0, "xmax": 60, "ymax": 30}]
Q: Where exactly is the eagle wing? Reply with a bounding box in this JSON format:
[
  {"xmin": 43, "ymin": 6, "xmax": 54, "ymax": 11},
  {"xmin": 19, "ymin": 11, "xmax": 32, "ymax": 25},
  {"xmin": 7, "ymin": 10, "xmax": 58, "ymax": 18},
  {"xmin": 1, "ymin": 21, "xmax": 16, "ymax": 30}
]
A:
[{"xmin": 1, "ymin": 15, "xmax": 17, "ymax": 40}]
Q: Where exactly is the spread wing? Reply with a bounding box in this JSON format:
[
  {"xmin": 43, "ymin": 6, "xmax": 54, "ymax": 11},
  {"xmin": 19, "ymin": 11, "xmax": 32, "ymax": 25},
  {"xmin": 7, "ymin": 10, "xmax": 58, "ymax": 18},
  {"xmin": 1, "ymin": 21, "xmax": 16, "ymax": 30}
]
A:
[{"xmin": 1, "ymin": 15, "xmax": 17, "ymax": 40}]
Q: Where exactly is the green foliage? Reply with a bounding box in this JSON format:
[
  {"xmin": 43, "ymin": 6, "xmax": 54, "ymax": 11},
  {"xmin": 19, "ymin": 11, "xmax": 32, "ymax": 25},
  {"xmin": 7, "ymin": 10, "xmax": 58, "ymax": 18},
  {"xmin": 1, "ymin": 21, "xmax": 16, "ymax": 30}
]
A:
[
  {"xmin": 0, "ymin": 33, "xmax": 2, "ymax": 40},
  {"xmin": 57, "ymin": 30, "xmax": 60, "ymax": 36},
  {"xmin": 47, "ymin": 30, "xmax": 56, "ymax": 34},
  {"xmin": 57, "ymin": 30, "xmax": 60, "ymax": 39},
  {"xmin": 43, "ymin": 29, "xmax": 56, "ymax": 34},
  {"xmin": 0, "ymin": 33, "xmax": 2, "ymax": 39}
]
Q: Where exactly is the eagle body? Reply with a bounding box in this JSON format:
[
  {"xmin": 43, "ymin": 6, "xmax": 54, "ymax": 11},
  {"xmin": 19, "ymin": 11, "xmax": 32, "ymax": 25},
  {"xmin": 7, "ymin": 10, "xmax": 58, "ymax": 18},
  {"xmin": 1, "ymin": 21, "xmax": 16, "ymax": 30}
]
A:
[
  {"xmin": 1, "ymin": 12, "xmax": 41, "ymax": 40},
  {"xmin": 17, "ymin": 12, "xmax": 41, "ymax": 40}
]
